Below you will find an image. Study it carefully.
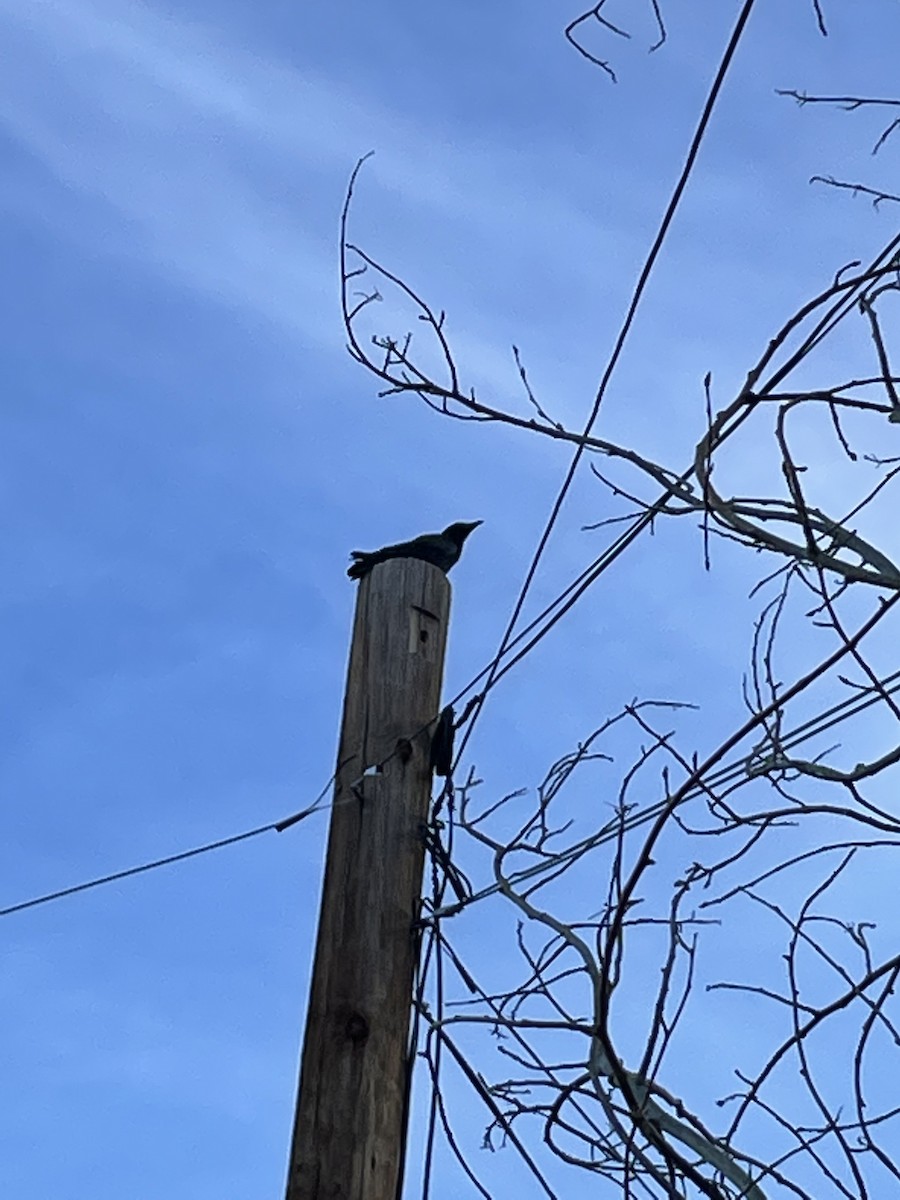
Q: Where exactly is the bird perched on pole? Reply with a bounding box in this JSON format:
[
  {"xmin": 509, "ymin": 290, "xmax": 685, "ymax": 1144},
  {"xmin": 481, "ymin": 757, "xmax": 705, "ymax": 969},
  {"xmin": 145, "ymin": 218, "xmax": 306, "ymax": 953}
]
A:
[{"xmin": 347, "ymin": 521, "xmax": 482, "ymax": 580}]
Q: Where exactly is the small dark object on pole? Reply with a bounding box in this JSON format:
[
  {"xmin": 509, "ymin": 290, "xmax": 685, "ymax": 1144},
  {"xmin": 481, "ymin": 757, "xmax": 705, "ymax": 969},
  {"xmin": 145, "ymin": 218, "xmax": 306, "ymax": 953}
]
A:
[
  {"xmin": 429, "ymin": 705, "xmax": 456, "ymax": 778},
  {"xmin": 429, "ymin": 700, "xmax": 458, "ymax": 777}
]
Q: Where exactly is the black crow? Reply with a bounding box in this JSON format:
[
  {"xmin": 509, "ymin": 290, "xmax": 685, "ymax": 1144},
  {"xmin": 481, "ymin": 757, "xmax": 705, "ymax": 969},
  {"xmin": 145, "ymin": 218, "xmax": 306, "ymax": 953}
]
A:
[{"xmin": 347, "ymin": 521, "xmax": 482, "ymax": 580}]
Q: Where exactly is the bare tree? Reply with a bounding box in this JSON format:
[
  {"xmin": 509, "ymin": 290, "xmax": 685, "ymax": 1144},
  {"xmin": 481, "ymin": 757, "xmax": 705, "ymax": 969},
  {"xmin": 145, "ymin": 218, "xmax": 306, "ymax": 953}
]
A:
[{"xmin": 341, "ymin": 4, "xmax": 900, "ymax": 1197}]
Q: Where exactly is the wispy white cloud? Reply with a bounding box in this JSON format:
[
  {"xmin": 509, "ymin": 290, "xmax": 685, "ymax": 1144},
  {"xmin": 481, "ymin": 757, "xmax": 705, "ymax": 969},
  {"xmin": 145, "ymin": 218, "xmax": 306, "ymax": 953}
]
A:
[
  {"xmin": 0, "ymin": 2, "xmax": 336, "ymax": 336},
  {"xmin": 0, "ymin": 0, "xmax": 630, "ymax": 356}
]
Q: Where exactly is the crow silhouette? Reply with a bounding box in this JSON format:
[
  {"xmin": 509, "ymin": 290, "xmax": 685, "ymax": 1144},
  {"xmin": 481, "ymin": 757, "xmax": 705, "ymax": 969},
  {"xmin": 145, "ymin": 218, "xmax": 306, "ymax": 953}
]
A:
[{"xmin": 347, "ymin": 521, "xmax": 482, "ymax": 580}]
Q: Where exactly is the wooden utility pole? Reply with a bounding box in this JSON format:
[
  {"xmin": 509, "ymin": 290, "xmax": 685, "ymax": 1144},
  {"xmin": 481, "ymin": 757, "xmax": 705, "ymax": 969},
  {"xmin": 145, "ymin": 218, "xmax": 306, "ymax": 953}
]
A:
[{"xmin": 285, "ymin": 557, "xmax": 451, "ymax": 1200}]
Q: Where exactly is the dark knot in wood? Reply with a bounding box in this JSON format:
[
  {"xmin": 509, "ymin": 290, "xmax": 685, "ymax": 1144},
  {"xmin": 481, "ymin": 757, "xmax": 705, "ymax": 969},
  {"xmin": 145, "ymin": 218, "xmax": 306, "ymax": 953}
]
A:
[{"xmin": 344, "ymin": 1011, "xmax": 370, "ymax": 1044}]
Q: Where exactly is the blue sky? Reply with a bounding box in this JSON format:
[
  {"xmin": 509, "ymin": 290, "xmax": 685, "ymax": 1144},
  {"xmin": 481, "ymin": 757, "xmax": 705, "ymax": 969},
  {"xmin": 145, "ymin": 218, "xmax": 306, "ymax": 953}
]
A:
[{"xmin": 3, "ymin": 1, "xmax": 900, "ymax": 1197}]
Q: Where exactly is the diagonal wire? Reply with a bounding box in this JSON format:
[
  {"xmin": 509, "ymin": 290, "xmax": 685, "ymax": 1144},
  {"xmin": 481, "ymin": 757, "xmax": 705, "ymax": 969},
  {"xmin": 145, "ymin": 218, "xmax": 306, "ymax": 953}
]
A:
[
  {"xmin": 427, "ymin": 658, "xmax": 900, "ymax": 923},
  {"xmin": 0, "ymin": 775, "xmax": 340, "ymax": 919},
  {"xmin": 452, "ymin": 0, "xmax": 761, "ymax": 769}
]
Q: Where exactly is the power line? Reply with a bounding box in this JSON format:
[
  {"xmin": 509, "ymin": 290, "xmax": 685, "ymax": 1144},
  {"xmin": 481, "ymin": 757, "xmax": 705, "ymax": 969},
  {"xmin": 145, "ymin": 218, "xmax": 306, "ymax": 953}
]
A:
[
  {"xmin": 0, "ymin": 779, "xmax": 338, "ymax": 920},
  {"xmin": 452, "ymin": 0, "xmax": 760, "ymax": 768},
  {"xmin": 0, "ymin": 824, "xmax": 274, "ymax": 918},
  {"xmin": 425, "ymin": 659, "xmax": 900, "ymax": 923},
  {"xmin": 9, "ymin": 552, "xmax": 898, "ymax": 925},
  {"xmin": 9, "ymin": 648, "xmax": 898, "ymax": 923}
]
